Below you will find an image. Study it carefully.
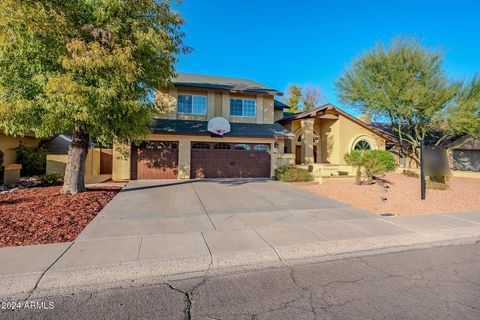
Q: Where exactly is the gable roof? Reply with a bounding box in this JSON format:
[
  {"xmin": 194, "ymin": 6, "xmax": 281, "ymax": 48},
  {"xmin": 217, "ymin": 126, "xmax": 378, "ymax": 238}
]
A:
[
  {"xmin": 279, "ymin": 104, "xmax": 394, "ymax": 141},
  {"xmin": 152, "ymin": 119, "xmax": 294, "ymax": 138},
  {"xmin": 173, "ymin": 72, "xmax": 283, "ymax": 96},
  {"xmin": 274, "ymin": 99, "xmax": 289, "ymax": 109}
]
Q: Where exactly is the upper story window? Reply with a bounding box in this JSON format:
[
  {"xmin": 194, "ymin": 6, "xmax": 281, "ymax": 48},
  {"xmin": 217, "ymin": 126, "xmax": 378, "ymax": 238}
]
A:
[
  {"xmin": 177, "ymin": 94, "xmax": 207, "ymax": 115},
  {"xmin": 230, "ymin": 98, "xmax": 256, "ymax": 117}
]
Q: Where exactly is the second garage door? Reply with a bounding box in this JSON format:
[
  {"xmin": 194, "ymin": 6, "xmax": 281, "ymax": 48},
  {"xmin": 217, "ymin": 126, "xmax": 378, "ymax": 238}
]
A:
[
  {"xmin": 453, "ymin": 149, "xmax": 480, "ymax": 172},
  {"xmin": 191, "ymin": 142, "xmax": 271, "ymax": 178},
  {"xmin": 131, "ymin": 141, "xmax": 178, "ymax": 179}
]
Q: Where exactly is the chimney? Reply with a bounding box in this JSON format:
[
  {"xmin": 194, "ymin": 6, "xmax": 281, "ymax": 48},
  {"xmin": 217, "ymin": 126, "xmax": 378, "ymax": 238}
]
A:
[{"xmin": 358, "ymin": 114, "xmax": 372, "ymax": 124}]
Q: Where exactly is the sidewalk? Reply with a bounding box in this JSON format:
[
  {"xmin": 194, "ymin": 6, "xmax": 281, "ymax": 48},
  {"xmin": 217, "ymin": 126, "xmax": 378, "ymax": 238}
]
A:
[{"xmin": 2, "ymin": 211, "xmax": 480, "ymax": 300}]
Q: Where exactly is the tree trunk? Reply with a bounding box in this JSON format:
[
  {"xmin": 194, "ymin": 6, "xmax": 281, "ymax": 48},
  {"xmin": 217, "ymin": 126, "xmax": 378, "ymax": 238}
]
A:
[{"xmin": 61, "ymin": 123, "xmax": 89, "ymax": 194}]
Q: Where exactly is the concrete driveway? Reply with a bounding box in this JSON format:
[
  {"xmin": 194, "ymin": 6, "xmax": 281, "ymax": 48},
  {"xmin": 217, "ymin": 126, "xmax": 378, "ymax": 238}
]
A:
[
  {"xmin": 78, "ymin": 179, "xmax": 376, "ymax": 240},
  {"xmin": 5, "ymin": 179, "xmax": 480, "ymax": 299}
]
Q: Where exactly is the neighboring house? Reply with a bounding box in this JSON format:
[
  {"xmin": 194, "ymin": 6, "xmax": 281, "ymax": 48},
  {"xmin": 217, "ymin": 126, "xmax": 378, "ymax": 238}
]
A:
[
  {"xmin": 0, "ymin": 132, "xmax": 41, "ymax": 167},
  {"xmin": 369, "ymin": 123, "xmax": 480, "ymax": 173},
  {"xmin": 447, "ymin": 136, "xmax": 480, "ymax": 172},
  {"xmin": 112, "ymin": 72, "xmax": 391, "ymax": 180}
]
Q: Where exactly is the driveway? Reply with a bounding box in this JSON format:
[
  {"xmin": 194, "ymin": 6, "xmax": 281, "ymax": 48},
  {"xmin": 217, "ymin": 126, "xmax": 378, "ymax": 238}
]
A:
[
  {"xmin": 78, "ymin": 179, "xmax": 375, "ymax": 240},
  {"xmin": 4, "ymin": 179, "xmax": 480, "ymax": 299}
]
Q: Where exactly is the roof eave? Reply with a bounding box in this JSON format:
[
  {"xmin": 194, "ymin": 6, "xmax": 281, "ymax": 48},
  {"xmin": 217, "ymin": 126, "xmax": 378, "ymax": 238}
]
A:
[{"xmin": 173, "ymin": 83, "xmax": 283, "ymax": 96}]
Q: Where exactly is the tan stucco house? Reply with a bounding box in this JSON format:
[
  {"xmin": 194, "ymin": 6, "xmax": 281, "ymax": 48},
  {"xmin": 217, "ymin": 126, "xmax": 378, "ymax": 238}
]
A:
[{"xmin": 112, "ymin": 72, "xmax": 391, "ymax": 180}]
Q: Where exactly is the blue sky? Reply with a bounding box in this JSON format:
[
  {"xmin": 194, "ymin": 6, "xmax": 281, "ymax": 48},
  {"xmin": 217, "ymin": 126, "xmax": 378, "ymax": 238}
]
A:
[{"xmin": 175, "ymin": 0, "xmax": 480, "ymax": 115}]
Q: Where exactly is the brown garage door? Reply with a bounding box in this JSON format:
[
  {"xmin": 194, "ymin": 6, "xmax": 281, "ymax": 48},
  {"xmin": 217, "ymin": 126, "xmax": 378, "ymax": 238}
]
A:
[
  {"xmin": 131, "ymin": 141, "xmax": 178, "ymax": 179},
  {"xmin": 191, "ymin": 142, "xmax": 271, "ymax": 178}
]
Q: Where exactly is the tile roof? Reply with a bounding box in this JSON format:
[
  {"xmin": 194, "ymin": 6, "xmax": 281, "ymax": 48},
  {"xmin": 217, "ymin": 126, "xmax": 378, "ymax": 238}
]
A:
[
  {"xmin": 152, "ymin": 119, "xmax": 294, "ymax": 138},
  {"xmin": 279, "ymin": 104, "xmax": 394, "ymax": 141},
  {"xmin": 173, "ymin": 72, "xmax": 283, "ymax": 96}
]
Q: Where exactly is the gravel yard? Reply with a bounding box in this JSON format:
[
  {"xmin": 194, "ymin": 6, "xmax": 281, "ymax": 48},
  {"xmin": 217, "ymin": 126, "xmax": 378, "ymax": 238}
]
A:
[
  {"xmin": 0, "ymin": 186, "xmax": 121, "ymax": 247},
  {"xmin": 299, "ymin": 173, "xmax": 480, "ymax": 216}
]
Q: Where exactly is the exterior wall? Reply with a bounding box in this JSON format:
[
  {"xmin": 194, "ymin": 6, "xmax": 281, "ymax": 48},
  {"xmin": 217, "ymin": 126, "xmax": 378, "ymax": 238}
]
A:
[
  {"xmin": 46, "ymin": 148, "xmax": 102, "ymax": 177},
  {"xmin": 154, "ymin": 88, "xmax": 275, "ymax": 125},
  {"xmin": 112, "ymin": 143, "xmax": 132, "ymax": 181},
  {"xmin": 3, "ymin": 164, "xmax": 22, "ymax": 184},
  {"xmin": 274, "ymin": 109, "xmax": 284, "ymax": 121},
  {"xmin": 318, "ymin": 118, "xmax": 340, "ymax": 163},
  {"xmin": 0, "ymin": 133, "xmax": 40, "ymax": 166},
  {"xmin": 276, "ymin": 154, "xmax": 295, "ymax": 167},
  {"xmin": 46, "ymin": 154, "xmax": 68, "ymax": 175},
  {"xmin": 114, "ymin": 134, "xmax": 277, "ymax": 180},
  {"xmin": 337, "ymin": 114, "xmax": 386, "ymax": 165}
]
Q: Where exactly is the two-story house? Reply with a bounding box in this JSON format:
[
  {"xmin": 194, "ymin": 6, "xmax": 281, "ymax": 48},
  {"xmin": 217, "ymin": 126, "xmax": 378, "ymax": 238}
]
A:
[
  {"xmin": 111, "ymin": 72, "xmax": 393, "ymax": 181},
  {"xmin": 112, "ymin": 73, "xmax": 294, "ymax": 180}
]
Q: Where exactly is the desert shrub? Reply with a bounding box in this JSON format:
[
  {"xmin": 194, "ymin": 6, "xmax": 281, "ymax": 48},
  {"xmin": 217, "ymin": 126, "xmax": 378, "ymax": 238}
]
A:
[
  {"xmin": 15, "ymin": 145, "xmax": 47, "ymax": 176},
  {"xmin": 274, "ymin": 166, "xmax": 313, "ymax": 182},
  {"xmin": 344, "ymin": 151, "xmax": 364, "ymax": 185},
  {"xmin": 426, "ymin": 180, "xmax": 449, "ymax": 190},
  {"xmin": 344, "ymin": 150, "xmax": 396, "ymax": 185},
  {"xmin": 403, "ymin": 170, "xmax": 419, "ymax": 178},
  {"xmin": 367, "ymin": 150, "xmax": 396, "ymax": 171},
  {"xmin": 40, "ymin": 173, "xmax": 64, "ymax": 186},
  {"xmin": 427, "ymin": 174, "xmax": 450, "ymax": 190}
]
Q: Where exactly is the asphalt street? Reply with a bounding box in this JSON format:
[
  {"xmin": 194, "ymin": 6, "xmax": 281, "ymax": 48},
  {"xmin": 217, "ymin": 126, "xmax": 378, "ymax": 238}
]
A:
[{"xmin": 2, "ymin": 242, "xmax": 479, "ymax": 320}]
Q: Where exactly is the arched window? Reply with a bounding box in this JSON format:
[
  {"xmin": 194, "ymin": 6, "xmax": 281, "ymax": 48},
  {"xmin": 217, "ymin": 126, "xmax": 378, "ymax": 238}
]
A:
[
  {"xmin": 234, "ymin": 144, "xmax": 250, "ymax": 150},
  {"xmin": 253, "ymin": 144, "xmax": 270, "ymax": 151},
  {"xmin": 353, "ymin": 139, "xmax": 372, "ymax": 150},
  {"xmin": 297, "ymin": 134, "xmax": 303, "ymax": 142}
]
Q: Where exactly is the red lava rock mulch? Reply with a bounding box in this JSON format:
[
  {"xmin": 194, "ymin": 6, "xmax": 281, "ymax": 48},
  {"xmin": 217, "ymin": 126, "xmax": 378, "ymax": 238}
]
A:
[
  {"xmin": 0, "ymin": 186, "xmax": 121, "ymax": 248},
  {"xmin": 298, "ymin": 173, "xmax": 480, "ymax": 216}
]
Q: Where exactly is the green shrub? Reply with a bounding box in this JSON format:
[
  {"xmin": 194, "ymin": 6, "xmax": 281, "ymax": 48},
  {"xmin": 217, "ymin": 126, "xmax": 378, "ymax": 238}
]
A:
[
  {"xmin": 274, "ymin": 166, "xmax": 313, "ymax": 182},
  {"xmin": 403, "ymin": 170, "xmax": 419, "ymax": 178},
  {"xmin": 40, "ymin": 173, "xmax": 64, "ymax": 186},
  {"xmin": 367, "ymin": 150, "xmax": 396, "ymax": 172},
  {"xmin": 14, "ymin": 145, "xmax": 47, "ymax": 176},
  {"xmin": 344, "ymin": 150, "xmax": 396, "ymax": 185}
]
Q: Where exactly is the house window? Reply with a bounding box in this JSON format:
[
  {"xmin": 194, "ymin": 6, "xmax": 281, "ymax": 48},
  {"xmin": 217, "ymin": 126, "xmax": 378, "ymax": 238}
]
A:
[
  {"xmin": 234, "ymin": 144, "xmax": 250, "ymax": 150},
  {"xmin": 192, "ymin": 143, "xmax": 210, "ymax": 149},
  {"xmin": 353, "ymin": 139, "xmax": 372, "ymax": 150},
  {"xmin": 177, "ymin": 94, "xmax": 207, "ymax": 115},
  {"xmin": 230, "ymin": 98, "xmax": 256, "ymax": 117},
  {"xmin": 253, "ymin": 144, "xmax": 270, "ymax": 151},
  {"xmin": 213, "ymin": 143, "xmax": 231, "ymax": 150}
]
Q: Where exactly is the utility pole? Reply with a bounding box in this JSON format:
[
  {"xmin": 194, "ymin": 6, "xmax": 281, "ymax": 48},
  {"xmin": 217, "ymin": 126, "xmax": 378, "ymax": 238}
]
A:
[{"xmin": 420, "ymin": 139, "xmax": 426, "ymax": 200}]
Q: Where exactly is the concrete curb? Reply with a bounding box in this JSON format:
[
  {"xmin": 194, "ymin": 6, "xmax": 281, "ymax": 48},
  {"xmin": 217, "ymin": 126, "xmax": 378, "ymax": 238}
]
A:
[{"xmin": 3, "ymin": 225, "xmax": 480, "ymax": 301}]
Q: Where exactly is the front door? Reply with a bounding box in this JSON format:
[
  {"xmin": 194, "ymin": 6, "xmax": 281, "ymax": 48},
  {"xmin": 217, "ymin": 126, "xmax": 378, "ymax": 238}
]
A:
[{"xmin": 295, "ymin": 145, "xmax": 302, "ymax": 165}]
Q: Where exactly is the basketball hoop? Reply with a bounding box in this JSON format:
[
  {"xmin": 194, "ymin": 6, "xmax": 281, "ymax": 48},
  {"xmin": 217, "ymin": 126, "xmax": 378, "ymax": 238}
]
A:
[{"xmin": 208, "ymin": 117, "xmax": 230, "ymax": 137}]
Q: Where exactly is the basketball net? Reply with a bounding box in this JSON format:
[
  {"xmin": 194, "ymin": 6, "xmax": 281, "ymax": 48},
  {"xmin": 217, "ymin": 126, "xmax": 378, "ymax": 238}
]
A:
[{"xmin": 215, "ymin": 130, "xmax": 226, "ymax": 137}]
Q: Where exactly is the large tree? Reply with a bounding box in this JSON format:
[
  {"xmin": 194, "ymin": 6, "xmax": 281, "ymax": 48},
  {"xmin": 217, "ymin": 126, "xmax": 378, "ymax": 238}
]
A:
[
  {"xmin": 302, "ymin": 85, "xmax": 323, "ymax": 111},
  {"xmin": 336, "ymin": 36, "xmax": 479, "ymax": 164},
  {"xmin": 284, "ymin": 84, "xmax": 324, "ymax": 112},
  {"xmin": 0, "ymin": 0, "xmax": 189, "ymax": 194},
  {"xmin": 284, "ymin": 84, "xmax": 302, "ymax": 112}
]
